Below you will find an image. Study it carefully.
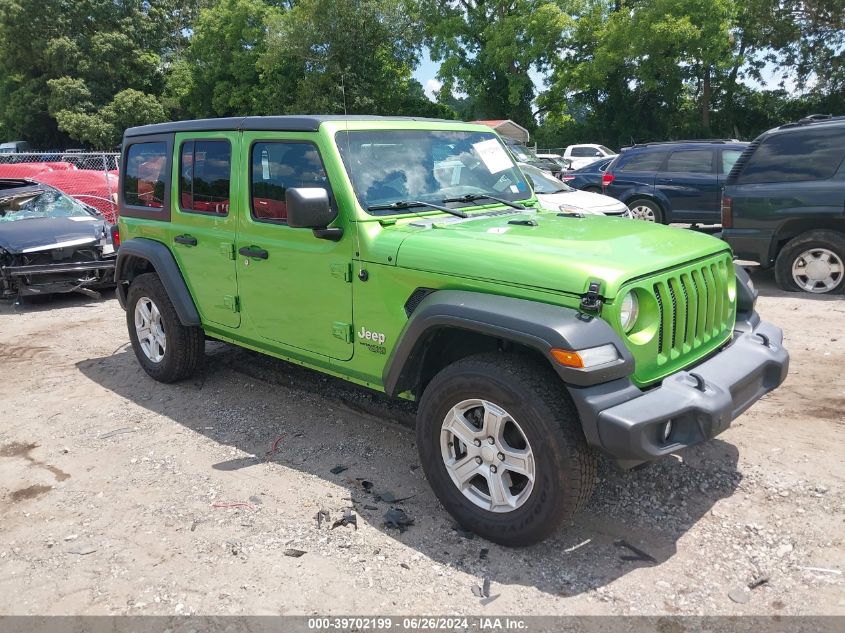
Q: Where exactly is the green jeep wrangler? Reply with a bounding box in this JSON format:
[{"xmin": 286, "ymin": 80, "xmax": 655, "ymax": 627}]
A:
[{"xmin": 115, "ymin": 116, "xmax": 788, "ymax": 545}]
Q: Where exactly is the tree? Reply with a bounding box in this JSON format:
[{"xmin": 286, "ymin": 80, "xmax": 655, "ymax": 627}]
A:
[{"xmin": 421, "ymin": 1, "xmax": 574, "ymax": 125}]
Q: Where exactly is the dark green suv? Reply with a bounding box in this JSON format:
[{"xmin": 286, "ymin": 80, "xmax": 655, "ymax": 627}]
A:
[{"xmin": 723, "ymin": 115, "xmax": 845, "ymax": 294}]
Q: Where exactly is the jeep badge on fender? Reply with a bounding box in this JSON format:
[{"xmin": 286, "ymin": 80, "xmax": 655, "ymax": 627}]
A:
[{"xmin": 114, "ymin": 116, "xmax": 789, "ymax": 546}]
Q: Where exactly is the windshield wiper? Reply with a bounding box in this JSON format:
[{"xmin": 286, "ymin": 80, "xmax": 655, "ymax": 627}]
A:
[
  {"xmin": 441, "ymin": 193, "xmax": 526, "ymax": 210},
  {"xmin": 367, "ymin": 200, "xmax": 467, "ymax": 218}
]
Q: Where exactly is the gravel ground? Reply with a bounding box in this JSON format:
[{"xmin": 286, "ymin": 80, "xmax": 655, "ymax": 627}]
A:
[{"xmin": 0, "ymin": 267, "xmax": 842, "ymax": 616}]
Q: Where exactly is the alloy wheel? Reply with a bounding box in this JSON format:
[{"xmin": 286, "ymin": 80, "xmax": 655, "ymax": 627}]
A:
[
  {"xmin": 791, "ymin": 248, "xmax": 843, "ymax": 293},
  {"xmin": 440, "ymin": 399, "xmax": 535, "ymax": 513},
  {"xmin": 134, "ymin": 296, "xmax": 167, "ymax": 363}
]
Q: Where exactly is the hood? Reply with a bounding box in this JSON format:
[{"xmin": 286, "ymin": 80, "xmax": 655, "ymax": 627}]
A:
[
  {"xmin": 393, "ymin": 210, "xmax": 729, "ymax": 298},
  {"xmin": 536, "ymin": 189, "xmax": 627, "ymax": 215},
  {"xmin": 0, "ymin": 216, "xmax": 106, "ymax": 254}
]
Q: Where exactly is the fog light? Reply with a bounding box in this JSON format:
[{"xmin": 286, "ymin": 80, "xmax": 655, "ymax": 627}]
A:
[{"xmin": 661, "ymin": 420, "xmax": 673, "ymax": 443}]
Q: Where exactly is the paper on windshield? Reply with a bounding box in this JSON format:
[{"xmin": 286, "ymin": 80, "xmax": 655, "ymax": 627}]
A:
[{"xmin": 473, "ymin": 139, "xmax": 513, "ymax": 174}]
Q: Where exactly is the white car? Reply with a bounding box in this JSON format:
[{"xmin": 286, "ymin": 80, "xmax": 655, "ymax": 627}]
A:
[
  {"xmin": 563, "ymin": 144, "xmax": 617, "ymax": 170},
  {"xmin": 519, "ymin": 163, "xmax": 629, "ymax": 217}
]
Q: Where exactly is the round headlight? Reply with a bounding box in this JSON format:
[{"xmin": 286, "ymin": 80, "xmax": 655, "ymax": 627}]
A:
[{"xmin": 620, "ymin": 291, "xmax": 639, "ymax": 333}]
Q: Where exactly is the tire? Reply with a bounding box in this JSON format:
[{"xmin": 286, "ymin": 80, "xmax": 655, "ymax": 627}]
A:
[
  {"xmin": 416, "ymin": 353, "xmax": 597, "ymax": 546},
  {"xmin": 126, "ymin": 272, "xmax": 204, "ymax": 382},
  {"xmin": 774, "ymin": 230, "xmax": 845, "ymax": 294},
  {"xmin": 627, "ymin": 198, "xmax": 663, "ymax": 223}
]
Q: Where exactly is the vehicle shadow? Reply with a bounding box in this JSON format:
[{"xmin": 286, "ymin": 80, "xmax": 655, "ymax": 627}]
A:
[
  {"xmin": 76, "ymin": 343, "xmax": 741, "ymax": 598},
  {"xmin": 0, "ymin": 290, "xmax": 112, "ymax": 314},
  {"xmin": 744, "ymin": 264, "xmax": 843, "ymax": 302}
]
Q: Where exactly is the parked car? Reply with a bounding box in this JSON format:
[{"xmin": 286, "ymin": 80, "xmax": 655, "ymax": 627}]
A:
[
  {"xmin": 115, "ymin": 115, "xmax": 787, "ymax": 545},
  {"xmin": 561, "ymin": 156, "xmax": 615, "ymax": 192},
  {"xmin": 0, "ymin": 178, "xmax": 116, "ymax": 299},
  {"xmin": 602, "ymin": 140, "xmax": 748, "ymax": 224},
  {"xmin": 502, "ymin": 138, "xmax": 564, "ymax": 177},
  {"xmin": 722, "ymin": 115, "xmax": 845, "ymax": 294},
  {"xmin": 535, "ymin": 153, "xmax": 572, "ymax": 171},
  {"xmin": 0, "ymin": 140, "xmax": 32, "ymax": 154},
  {"xmin": 563, "ymin": 144, "xmax": 617, "ymax": 170},
  {"xmin": 519, "ymin": 163, "xmax": 629, "ymax": 216},
  {"xmin": 0, "ymin": 162, "xmax": 119, "ymax": 222}
]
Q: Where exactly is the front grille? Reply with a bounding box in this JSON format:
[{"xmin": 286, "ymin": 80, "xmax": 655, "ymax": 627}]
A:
[{"xmin": 652, "ymin": 256, "xmax": 733, "ymax": 362}]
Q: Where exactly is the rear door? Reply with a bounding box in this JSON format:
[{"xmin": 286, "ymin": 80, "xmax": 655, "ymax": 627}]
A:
[
  {"xmin": 169, "ymin": 132, "xmax": 240, "ymax": 328},
  {"xmin": 235, "ymin": 132, "xmax": 354, "ymax": 360},
  {"xmin": 655, "ymin": 148, "xmax": 719, "ymax": 222}
]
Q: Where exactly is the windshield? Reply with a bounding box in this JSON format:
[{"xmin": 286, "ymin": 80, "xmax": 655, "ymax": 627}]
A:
[
  {"xmin": 0, "ymin": 187, "xmax": 94, "ymax": 223},
  {"xmin": 520, "ymin": 164, "xmax": 573, "ymax": 194},
  {"xmin": 337, "ymin": 130, "xmax": 532, "ymax": 215}
]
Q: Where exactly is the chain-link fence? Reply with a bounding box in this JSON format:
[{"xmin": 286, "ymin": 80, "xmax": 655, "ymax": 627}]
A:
[{"xmin": 0, "ymin": 152, "xmax": 119, "ymax": 222}]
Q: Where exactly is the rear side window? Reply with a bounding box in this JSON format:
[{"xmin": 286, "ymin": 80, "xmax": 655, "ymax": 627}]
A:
[
  {"xmin": 721, "ymin": 149, "xmax": 743, "ymax": 174},
  {"xmin": 250, "ymin": 141, "xmax": 331, "ymax": 223},
  {"xmin": 179, "ymin": 140, "xmax": 231, "ymax": 215},
  {"xmin": 618, "ymin": 151, "xmax": 666, "ymax": 172},
  {"xmin": 737, "ymin": 127, "xmax": 845, "ymax": 184},
  {"xmin": 666, "ymin": 149, "xmax": 714, "ymax": 174},
  {"xmin": 124, "ymin": 142, "xmax": 167, "ymax": 208}
]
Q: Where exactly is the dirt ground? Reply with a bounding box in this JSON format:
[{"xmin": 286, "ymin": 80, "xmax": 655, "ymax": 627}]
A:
[{"xmin": 0, "ymin": 267, "xmax": 843, "ymax": 616}]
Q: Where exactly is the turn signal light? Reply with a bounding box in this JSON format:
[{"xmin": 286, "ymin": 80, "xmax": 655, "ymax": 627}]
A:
[{"xmin": 550, "ymin": 349, "xmax": 584, "ymax": 368}]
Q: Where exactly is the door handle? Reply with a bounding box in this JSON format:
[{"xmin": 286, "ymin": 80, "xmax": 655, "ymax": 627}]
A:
[
  {"xmin": 174, "ymin": 234, "xmax": 197, "ymax": 246},
  {"xmin": 238, "ymin": 246, "xmax": 269, "ymax": 260}
]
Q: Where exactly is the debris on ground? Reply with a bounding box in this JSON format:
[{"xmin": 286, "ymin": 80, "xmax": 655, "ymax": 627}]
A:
[
  {"xmin": 67, "ymin": 545, "xmax": 97, "ymax": 555},
  {"xmin": 564, "ymin": 539, "xmax": 591, "ymax": 553},
  {"xmin": 615, "ymin": 539, "xmax": 657, "ymax": 563},
  {"xmin": 266, "ymin": 434, "xmax": 286, "ymax": 456},
  {"xmin": 98, "ymin": 428, "xmax": 136, "ymax": 440},
  {"xmin": 211, "ymin": 502, "xmax": 254, "ymax": 511},
  {"xmin": 314, "ymin": 509, "xmax": 330, "ymax": 528},
  {"xmin": 248, "ymin": 495, "xmax": 262, "ymax": 505},
  {"xmin": 748, "ymin": 574, "xmax": 769, "ymax": 590},
  {"xmin": 330, "ymin": 465, "xmax": 348, "ymax": 475},
  {"xmin": 331, "ymin": 509, "xmax": 357, "ymax": 530},
  {"xmin": 479, "ymin": 548, "xmax": 489, "ymax": 560},
  {"xmin": 471, "ymin": 577, "xmax": 491, "ymax": 598},
  {"xmin": 728, "ymin": 587, "xmax": 750, "ymax": 604},
  {"xmin": 283, "ymin": 549, "xmax": 307, "ymax": 558},
  {"xmin": 451, "ymin": 524, "xmax": 474, "ymax": 540},
  {"xmin": 797, "ymin": 566, "xmax": 842, "ymax": 576},
  {"xmin": 383, "ymin": 508, "xmax": 414, "ymax": 532}
]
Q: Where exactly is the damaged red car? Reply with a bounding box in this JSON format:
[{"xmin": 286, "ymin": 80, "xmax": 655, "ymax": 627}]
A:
[{"xmin": 0, "ymin": 178, "xmax": 117, "ymax": 300}]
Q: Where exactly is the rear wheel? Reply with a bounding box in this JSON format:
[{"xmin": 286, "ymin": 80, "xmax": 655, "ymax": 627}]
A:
[
  {"xmin": 416, "ymin": 353, "xmax": 596, "ymax": 546},
  {"xmin": 775, "ymin": 230, "xmax": 845, "ymax": 294},
  {"xmin": 126, "ymin": 273, "xmax": 204, "ymax": 382},
  {"xmin": 627, "ymin": 198, "xmax": 663, "ymax": 223}
]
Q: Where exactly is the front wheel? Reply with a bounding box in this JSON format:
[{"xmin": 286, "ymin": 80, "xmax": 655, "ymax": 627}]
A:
[
  {"xmin": 416, "ymin": 353, "xmax": 596, "ymax": 546},
  {"xmin": 774, "ymin": 230, "xmax": 845, "ymax": 294},
  {"xmin": 126, "ymin": 273, "xmax": 205, "ymax": 382}
]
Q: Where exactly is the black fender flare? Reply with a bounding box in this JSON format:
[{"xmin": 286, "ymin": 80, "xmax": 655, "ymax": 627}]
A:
[
  {"xmin": 114, "ymin": 238, "xmax": 200, "ymax": 326},
  {"xmin": 383, "ymin": 290, "xmax": 634, "ymax": 397}
]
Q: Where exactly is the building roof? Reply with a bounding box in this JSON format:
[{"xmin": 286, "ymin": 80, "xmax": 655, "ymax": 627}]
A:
[{"xmin": 470, "ymin": 119, "xmax": 530, "ymax": 143}]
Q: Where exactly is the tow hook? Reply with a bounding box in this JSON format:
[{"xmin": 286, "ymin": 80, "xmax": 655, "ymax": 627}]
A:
[{"xmin": 580, "ymin": 280, "xmax": 603, "ymax": 313}]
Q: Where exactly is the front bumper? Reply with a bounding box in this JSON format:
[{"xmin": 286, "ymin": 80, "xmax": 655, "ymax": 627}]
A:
[{"xmin": 570, "ymin": 319, "xmax": 788, "ymax": 462}]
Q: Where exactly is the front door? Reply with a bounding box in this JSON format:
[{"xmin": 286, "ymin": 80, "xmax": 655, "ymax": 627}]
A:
[
  {"xmin": 235, "ymin": 133, "xmax": 354, "ymax": 361},
  {"xmin": 169, "ymin": 132, "xmax": 240, "ymax": 328},
  {"xmin": 655, "ymin": 148, "xmax": 720, "ymax": 222}
]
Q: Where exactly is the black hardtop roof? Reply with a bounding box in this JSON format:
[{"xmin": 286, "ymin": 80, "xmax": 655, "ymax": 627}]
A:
[{"xmin": 124, "ymin": 115, "xmax": 455, "ymax": 138}]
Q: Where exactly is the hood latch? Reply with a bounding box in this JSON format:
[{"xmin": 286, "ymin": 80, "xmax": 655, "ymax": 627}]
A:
[{"xmin": 580, "ymin": 280, "xmax": 603, "ymax": 313}]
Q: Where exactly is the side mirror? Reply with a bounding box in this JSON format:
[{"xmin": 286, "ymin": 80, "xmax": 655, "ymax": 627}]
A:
[
  {"xmin": 286, "ymin": 187, "xmax": 335, "ymax": 228},
  {"xmin": 595, "ymin": 151, "xmax": 602, "ymax": 157}
]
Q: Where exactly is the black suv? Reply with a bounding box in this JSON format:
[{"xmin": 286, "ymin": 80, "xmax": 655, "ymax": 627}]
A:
[
  {"xmin": 602, "ymin": 140, "xmax": 748, "ymax": 223},
  {"xmin": 722, "ymin": 115, "xmax": 845, "ymax": 294}
]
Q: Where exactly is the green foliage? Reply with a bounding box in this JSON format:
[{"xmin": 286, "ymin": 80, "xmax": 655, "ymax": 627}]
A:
[{"xmin": 0, "ymin": 0, "xmax": 839, "ymax": 149}]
